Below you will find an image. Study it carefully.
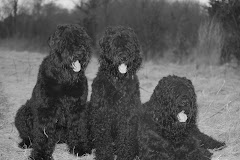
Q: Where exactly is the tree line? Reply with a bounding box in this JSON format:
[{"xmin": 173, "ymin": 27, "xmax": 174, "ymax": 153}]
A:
[{"xmin": 0, "ymin": 0, "xmax": 239, "ymax": 63}]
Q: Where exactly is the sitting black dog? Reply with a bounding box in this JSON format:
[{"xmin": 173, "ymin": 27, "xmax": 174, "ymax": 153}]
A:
[
  {"xmin": 138, "ymin": 75, "xmax": 225, "ymax": 160},
  {"xmin": 88, "ymin": 26, "xmax": 142, "ymax": 160},
  {"xmin": 14, "ymin": 24, "xmax": 92, "ymax": 160}
]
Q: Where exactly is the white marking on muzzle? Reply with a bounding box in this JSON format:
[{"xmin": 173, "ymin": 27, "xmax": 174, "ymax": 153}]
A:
[
  {"xmin": 118, "ymin": 63, "xmax": 127, "ymax": 74},
  {"xmin": 177, "ymin": 110, "xmax": 188, "ymax": 122},
  {"xmin": 72, "ymin": 60, "xmax": 81, "ymax": 72}
]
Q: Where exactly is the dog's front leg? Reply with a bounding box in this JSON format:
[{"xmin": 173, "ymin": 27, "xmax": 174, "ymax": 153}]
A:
[
  {"xmin": 93, "ymin": 116, "xmax": 115, "ymax": 160},
  {"xmin": 67, "ymin": 111, "xmax": 91, "ymax": 156},
  {"xmin": 29, "ymin": 121, "xmax": 57, "ymax": 160},
  {"xmin": 115, "ymin": 116, "xmax": 139, "ymax": 160},
  {"xmin": 15, "ymin": 100, "xmax": 33, "ymax": 149}
]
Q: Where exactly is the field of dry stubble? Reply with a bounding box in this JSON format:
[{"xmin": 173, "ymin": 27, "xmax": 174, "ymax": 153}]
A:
[{"xmin": 0, "ymin": 49, "xmax": 239, "ymax": 160}]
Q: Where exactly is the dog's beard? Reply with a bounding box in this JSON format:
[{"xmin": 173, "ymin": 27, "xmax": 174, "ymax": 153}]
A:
[
  {"xmin": 161, "ymin": 117, "xmax": 189, "ymax": 144},
  {"xmin": 58, "ymin": 48, "xmax": 89, "ymax": 72},
  {"xmin": 170, "ymin": 123, "xmax": 188, "ymax": 144},
  {"xmin": 101, "ymin": 54, "xmax": 141, "ymax": 80},
  {"xmin": 154, "ymin": 105, "xmax": 194, "ymax": 143},
  {"xmin": 51, "ymin": 55, "xmax": 89, "ymax": 84}
]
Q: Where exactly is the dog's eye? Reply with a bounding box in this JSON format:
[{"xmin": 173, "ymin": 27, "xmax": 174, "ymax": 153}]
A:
[{"xmin": 181, "ymin": 101, "xmax": 189, "ymax": 106}]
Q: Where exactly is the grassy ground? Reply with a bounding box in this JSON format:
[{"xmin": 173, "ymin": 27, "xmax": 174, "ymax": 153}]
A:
[{"xmin": 0, "ymin": 49, "xmax": 239, "ymax": 159}]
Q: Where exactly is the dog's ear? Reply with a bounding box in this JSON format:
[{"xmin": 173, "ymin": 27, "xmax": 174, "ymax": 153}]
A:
[
  {"xmin": 48, "ymin": 25, "xmax": 66, "ymax": 51},
  {"xmin": 47, "ymin": 34, "xmax": 62, "ymax": 51},
  {"xmin": 47, "ymin": 35, "xmax": 62, "ymax": 59}
]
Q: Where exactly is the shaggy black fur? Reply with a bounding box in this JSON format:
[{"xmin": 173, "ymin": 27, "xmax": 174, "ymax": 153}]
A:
[
  {"xmin": 88, "ymin": 26, "xmax": 142, "ymax": 160},
  {"xmin": 14, "ymin": 24, "xmax": 92, "ymax": 160},
  {"xmin": 138, "ymin": 75, "xmax": 225, "ymax": 160}
]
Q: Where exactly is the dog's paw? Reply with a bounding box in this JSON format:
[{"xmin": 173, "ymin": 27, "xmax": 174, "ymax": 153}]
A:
[
  {"xmin": 18, "ymin": 139, "xmax": 32, "ymax": 149},
  {"xmin": 213, "ymin": 141, "xmax": 226, "ymax": 151},
  {"xmin": 29, "ymin": 155, "xmax": 53, "ymax": 160}
]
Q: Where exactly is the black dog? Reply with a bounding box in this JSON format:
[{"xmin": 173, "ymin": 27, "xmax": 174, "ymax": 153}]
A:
[
  {"xmin": 15, "ymin": 24, "xmax": 92, "ymax": 160},
  {"xmin": 88, "ymin": 26, "xmax": 142, "ymax": 160},
  {"xmin": 138, "ymin": 75, "xmax": 225, "ymax": 160}
]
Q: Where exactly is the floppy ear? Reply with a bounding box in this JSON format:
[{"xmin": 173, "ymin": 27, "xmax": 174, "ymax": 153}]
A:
[
  {"xmin": 47, "ymin": 34, "xmax": 62, "ymax": 52},
  {"xmin": 47, "ymin": 35, "xmax": 62, "ymax": 59},
  {"xmin": 48, "ymin": 24, "xmax": 67, "ymax": 50}
]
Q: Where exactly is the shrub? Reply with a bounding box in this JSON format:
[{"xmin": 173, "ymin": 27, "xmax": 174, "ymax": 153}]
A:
[
  {"xmin": 194, "ymin": 18, "xmax": 224, "ymax": 66},
  {"xmin": 208, "ymin": 0, "xmax": 240, "ymax": 64}
]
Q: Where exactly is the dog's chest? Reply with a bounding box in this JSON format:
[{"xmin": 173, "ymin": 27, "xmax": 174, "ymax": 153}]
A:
[
  {"xmin": 103, "ymin": 78, "xmax": 140, "ymax": 114},
  {"xmin": 54, "ymin": 103, "xmax": 68, "ymax": 127},
  {"xmin": 54, "ymin": 98, "xmax": 80, "ymax": 126}
]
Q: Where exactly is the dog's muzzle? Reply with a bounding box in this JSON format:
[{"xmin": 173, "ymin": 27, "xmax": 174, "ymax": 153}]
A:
[
  {"xmin": 71, "ymin": 60, "xmax": 81, "ymax": 72},
  {"xmin": 118, "ymin": 63, "xmax": 127, "ymax": 74},
  {"xmin": 177, "ymin": 110, "xmax": 188, "ymax": 122}
]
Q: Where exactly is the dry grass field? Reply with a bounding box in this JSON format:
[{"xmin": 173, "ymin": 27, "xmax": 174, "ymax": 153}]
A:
[{"xmin": 0, "ymin": 49, "xmax": 239, "ymax": 160}]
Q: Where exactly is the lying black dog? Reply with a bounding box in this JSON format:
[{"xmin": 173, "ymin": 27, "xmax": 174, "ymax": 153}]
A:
[
  {"xmin": 15, "ymin": 24, "xmax": 92, "ymax": 160},
  {"xmin": 138, "ymin": 75, "xmax": 225, "ymax": 160},
  {"xmin": 88, "ymin": 26, "xmax": 142, "ymax": 160}
]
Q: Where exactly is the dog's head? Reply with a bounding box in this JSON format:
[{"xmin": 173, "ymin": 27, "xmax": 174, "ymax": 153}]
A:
[
  {"xmin": 99, "ymin": 26, "xmax": 142, "ymax": 80},
  {"xmin": 148, "ymin": 75, "xmax": 197, "ymax": 142},
  {"xmin": 48, "ymin": 24, "xmax": 92, "ymax": 74}
]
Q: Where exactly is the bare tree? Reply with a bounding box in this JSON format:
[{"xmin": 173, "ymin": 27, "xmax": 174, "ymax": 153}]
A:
[
  {"xmin": 12, "ymin": 0, "xmax": 18, "ymax": 35},
  {"xmin": 74, "ymin": 0, "xmax": 99, "ymax": 45},
  {"xmin": 74, "ymin": 0, "xmax": 112, "ymax": 46},
  {"xmin": 102, "ymin": 0, "xmax": 112, "ymax": 26},
  {"xmin": 1, "ymin": 0, "xmax": 18, "ymax": 36}
]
